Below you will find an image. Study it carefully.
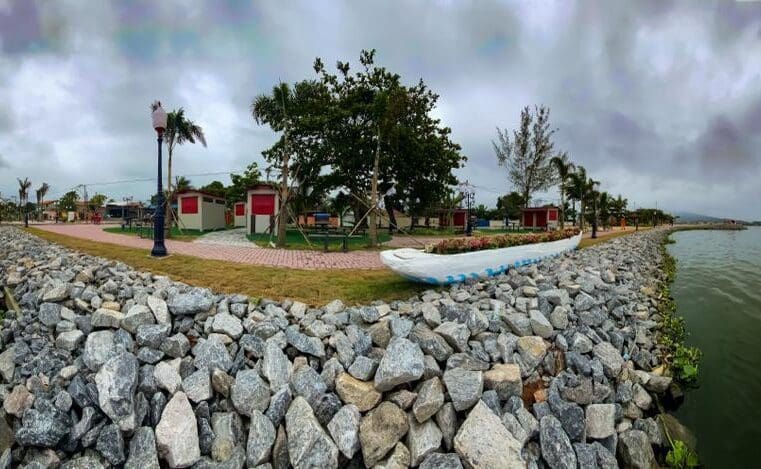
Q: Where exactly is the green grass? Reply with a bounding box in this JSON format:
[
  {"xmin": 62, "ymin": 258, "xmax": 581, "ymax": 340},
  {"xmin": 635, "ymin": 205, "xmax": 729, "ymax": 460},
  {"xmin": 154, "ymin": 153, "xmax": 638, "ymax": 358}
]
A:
[
  {"xmin": 104, "ymin": 226, "xmax": 217, "ymax": 242},
  {"xmin": 248, "ymin": 229, "xmax": 391, "ymax": 251},
  {"xmin": 26, "ymin": 228, "xmax": 425, "ymax": 305}
]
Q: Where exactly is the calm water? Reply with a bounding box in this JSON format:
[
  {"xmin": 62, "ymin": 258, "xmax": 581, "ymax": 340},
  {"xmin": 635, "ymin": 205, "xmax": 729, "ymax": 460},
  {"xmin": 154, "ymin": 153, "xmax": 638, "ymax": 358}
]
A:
[{"xmin": 668, "ymin": 228, "xmax": 761, "ymax": 467}]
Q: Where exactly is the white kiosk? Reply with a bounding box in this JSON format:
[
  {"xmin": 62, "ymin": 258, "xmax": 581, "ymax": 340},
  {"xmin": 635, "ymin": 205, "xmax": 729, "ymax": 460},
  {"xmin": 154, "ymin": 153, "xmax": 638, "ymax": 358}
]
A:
[{"xmin": 176, "ymin": 190, "xmax": 227, "ymax": 232}]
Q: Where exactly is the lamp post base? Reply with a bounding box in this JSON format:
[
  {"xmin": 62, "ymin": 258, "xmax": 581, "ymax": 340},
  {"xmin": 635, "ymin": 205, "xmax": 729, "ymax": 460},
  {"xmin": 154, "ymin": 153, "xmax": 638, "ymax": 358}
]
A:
[{"xmin": 151, "ymin": 242, "xmax": 168, "ymax": 257}]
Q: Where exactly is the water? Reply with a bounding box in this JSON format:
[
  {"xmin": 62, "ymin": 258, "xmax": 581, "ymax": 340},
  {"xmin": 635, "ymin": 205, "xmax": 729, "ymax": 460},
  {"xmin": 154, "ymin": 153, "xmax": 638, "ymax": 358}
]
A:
[{"xmin": 668, "ymin": 227, "xmax": 761, "ymax": 467}]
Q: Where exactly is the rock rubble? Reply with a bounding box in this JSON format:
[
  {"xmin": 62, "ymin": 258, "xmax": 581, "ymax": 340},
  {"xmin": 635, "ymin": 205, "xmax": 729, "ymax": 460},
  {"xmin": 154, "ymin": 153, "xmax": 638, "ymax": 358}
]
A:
[{"xmin": 0, "ymin": 226, "xmax": 678, "ymax": 468}]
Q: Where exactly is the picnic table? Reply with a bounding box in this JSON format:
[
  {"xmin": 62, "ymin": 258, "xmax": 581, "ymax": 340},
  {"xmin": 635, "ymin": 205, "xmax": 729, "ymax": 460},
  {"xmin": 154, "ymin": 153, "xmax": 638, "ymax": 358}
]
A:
[{"xmin": 306, "ymin": 226, "xmax": 365, "ymax": 252}]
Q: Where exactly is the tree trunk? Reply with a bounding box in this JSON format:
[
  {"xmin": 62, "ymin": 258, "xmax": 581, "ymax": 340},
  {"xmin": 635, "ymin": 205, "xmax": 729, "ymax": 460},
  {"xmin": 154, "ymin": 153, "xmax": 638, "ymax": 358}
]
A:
[
  {"xmin": 164, "ymin": 146, "xmax": 173, "ymax": 238},
  {"xmin": 277, "ymin": 148, "xmax": 289, "ymax": 248},
  {"xmin": 369, "ymin": 126, "xmax": 380, "ymax": 248},
  {"xmin": 384, "ymin": 194, "xmax": 396, "ymax": 235},
  {"xmin": 579, "ymin": 200, "xmax": 585, "ymax": 231},
  {"xmin": 559, "ymin": 188, "xmax": 565, "ymax": 229}
]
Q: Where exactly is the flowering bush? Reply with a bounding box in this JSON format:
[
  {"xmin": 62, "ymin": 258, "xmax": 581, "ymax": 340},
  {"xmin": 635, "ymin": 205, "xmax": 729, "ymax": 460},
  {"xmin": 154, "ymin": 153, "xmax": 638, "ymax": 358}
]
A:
[{"xmin": 425, "ymin": 228, "xmax": 581, "ymax": 254}]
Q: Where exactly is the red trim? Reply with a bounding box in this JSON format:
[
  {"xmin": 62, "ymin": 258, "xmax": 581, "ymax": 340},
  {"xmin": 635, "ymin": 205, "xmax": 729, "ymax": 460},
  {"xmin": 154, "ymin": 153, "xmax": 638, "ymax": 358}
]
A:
[
  {"xmin": 251, "ymin": 194, "xmax": 275, "ymax": 215},
  {"xmin": 180, "ymin": 196, "xmax": 198, "ymax": 214},
  {"xmin": 235, "ymin": 203, "xmax": 245, "ymax": 216}
]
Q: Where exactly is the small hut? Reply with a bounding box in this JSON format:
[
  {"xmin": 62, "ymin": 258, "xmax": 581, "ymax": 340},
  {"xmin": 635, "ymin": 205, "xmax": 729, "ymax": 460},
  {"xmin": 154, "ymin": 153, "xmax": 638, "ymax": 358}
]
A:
[
  {"xmin": 521, "ymin": 205, "xmax": 559, "ymax": 230},
  {"xmin": 246, "ymin": 184, "xmax": 280, "ymax": 235},
  {"xmin": 177, "ymin": 190, "xmax": 227, "ymax": 232},
  {"xmin": 233, "ymin": 201, "xmax": 246, "ymax": 227}
]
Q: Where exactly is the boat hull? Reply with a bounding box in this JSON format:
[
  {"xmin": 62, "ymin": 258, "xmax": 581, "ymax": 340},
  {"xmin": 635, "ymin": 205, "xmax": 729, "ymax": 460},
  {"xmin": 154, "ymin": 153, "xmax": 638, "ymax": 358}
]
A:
[{"xmin": 380, "ymin": 232, "xmax": 583, "ymax": 285}]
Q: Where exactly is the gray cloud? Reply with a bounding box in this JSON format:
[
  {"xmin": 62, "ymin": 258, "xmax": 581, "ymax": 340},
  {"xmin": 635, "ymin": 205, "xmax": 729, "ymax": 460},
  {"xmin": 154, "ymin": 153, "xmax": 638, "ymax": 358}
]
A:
[{"xmin": 0, "ymin": 0, "xmax": 760, "ymax": 219}]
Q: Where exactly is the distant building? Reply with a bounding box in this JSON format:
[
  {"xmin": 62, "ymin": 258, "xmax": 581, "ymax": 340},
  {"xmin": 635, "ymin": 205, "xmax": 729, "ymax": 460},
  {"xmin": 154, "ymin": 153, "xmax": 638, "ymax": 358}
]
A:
[
  {"xmin": 521, "ymin": 206, "xmax": 559, "ymax": 230},
  {"xmin": 438, "ymin": 208, "xmax": 468, "ymax": 229},
  {"xmin": 177, "ymin": 190, "xmax": 227, "ymax": 231}
]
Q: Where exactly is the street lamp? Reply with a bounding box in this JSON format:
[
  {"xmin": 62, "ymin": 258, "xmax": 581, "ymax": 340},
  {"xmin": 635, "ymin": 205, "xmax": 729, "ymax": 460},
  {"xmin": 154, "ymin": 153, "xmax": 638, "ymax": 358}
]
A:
[{"xmin": 151, "ymin": 101, "xmax": 168, "ymax": 257}]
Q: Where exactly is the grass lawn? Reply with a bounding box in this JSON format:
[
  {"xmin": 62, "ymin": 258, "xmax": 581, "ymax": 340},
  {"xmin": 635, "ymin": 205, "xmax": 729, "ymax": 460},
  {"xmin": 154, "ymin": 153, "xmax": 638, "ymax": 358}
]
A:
[
  {"xmin": 578, "ymin": 227, "xmax": 651, "ymax": 249},
  {"xmin": 248, "ymin": 229, "xmax": 391, "ymax": 251},
  {"xmin": 103, "ymin": 226, "xmax": 216, "ymax": 242},
  {"xmin": 27, "ymin": 228, "xmax": 424, "ymax": 305}
]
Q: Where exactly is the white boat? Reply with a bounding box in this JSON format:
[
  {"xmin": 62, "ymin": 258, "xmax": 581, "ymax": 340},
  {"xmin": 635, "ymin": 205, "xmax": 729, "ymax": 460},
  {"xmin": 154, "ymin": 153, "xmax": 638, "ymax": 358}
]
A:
[{"xmin": 380, "ymin": 231, "xmax": 583, "ymax": 285}]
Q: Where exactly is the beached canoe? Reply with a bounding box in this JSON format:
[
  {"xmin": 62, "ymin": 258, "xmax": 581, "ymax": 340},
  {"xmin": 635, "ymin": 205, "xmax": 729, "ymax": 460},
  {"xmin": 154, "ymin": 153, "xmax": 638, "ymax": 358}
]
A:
[{"xmin": 380, "ymin": 231, "xmax": 583, "ymax": 285}]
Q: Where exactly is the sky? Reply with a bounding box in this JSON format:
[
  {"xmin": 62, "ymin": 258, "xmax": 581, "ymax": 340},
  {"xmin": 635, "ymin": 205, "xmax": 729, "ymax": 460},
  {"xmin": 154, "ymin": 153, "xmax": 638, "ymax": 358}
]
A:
[{"xmin": 1, "ymin": 0, "xmax": 760, "ymax": 219}]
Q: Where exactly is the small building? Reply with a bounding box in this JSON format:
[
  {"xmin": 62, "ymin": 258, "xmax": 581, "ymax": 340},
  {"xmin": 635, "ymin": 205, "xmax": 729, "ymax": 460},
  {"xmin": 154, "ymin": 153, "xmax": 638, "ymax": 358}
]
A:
[
  {"xmin": 247, "ymin": 184, "xmax": 280, "ymax": 235},
  {"xmin": 521, "ymin": 206, "xmax": 559, "ymax": 230},
  {"xmin": 177, "ymin": 190, "xmax": 227, "ymax": 232},
  {"xmin": 438, "ymin": 209, "xmax": 468, "ymax": 230},
  {"xmin": 233, "ymin": 202, "xmax": 246, "ymax": 227}
]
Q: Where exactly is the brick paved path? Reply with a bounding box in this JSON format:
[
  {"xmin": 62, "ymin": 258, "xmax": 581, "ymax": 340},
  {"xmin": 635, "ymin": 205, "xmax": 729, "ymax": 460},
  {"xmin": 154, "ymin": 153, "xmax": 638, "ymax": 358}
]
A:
[{"xmin": 33, "ymin": 224, "xmax": 385, "ymax": 270}]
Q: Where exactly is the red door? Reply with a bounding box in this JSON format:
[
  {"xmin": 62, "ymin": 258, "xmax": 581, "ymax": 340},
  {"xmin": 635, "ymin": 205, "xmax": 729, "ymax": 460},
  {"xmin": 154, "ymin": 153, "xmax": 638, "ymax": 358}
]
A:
[
  {"xmin": 536, "ymin": 211, "xmax": 547, "ymax": 227},
  {"xmin": 251, "ymin": 194, "xmax": 275, "ymax": 215}
]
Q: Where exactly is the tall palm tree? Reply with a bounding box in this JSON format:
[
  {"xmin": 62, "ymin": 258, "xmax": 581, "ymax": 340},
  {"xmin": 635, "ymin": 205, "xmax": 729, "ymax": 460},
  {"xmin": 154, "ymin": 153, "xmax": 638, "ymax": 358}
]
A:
[
  {"xmin": 174, "ymin": 176, "xmax": 192, "ymax": 193},
  {"xmin": 550, "ymin": 152, "xmax": 574, "ymax": 229},
  {"xmin": 567, "ymin": 166, "xmax": 587, "ymax": 230},
  {"xmin": 17, "ymin": 177, "xmax": 32, "ymax": 226},
  {"xmin": 164, "ymin": 108, "xmax": 207, "ymax": 236},
  {"xmin": 36, "ymin": 182, "xmax": 50, "ymax": 221},
  {"xmin": 585, "ymin": 178, "xmax": 600, "ymax": 237}
]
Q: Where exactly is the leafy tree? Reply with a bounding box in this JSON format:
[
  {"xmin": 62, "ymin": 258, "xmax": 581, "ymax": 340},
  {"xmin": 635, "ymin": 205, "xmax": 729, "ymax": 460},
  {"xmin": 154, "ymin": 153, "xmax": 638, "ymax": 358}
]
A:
[
  {"xmin": 226, "ymin": 163, "xmax": 261, "ymax": 207},
  {"xmin": 199, "ymin": 181, "xmax": 226, "ymax": 198},
  {"xmin": 493, "ymin": 106, "xmax": 560, "ymax": 206},
  {"xmin": 58, "ymin": 190, "xmax": 78, "ymax": 212},
  {"xmin": 17, "ymin": 177, "xmax": 31, "ymax": 226},
  {"xmin": 550, "ymin": 153, "xmax": 574, "ymax": 228},
  {"xmin": 89, "ymin": 193, "xmax": 108, "ymax": 211},
  {"xmin": 496, "ymin": 191, "xmax": 526, "ymax": 220},
  {"xmin": 566, "ymin": 166, "xmax": 588, "ymax": 229}
]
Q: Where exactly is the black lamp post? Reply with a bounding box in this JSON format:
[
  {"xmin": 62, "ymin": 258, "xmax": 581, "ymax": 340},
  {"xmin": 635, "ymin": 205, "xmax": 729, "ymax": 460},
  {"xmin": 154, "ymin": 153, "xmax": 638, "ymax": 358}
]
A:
[{"xmin": 151, "ymin": 102, "xmax": 168, "ymax": 257}]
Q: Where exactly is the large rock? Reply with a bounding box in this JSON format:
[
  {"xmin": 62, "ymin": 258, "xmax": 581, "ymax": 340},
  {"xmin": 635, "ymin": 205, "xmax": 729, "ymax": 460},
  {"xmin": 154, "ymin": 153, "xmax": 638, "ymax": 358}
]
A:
[
  {"xmin": 56, "ymin": 330, "xmax": 85, "ymax": 351},
  {"xmin": 262, "ymin": 340, "xmax": 291, "ymax": 391},
  {"xmin": 83, "ymin": 330, "xmax": 120, "ymax": 371},
  {"xmin": 285, "ymin": 327, "xmax": 326, "ymax": 357},
  {"xmin": 539, "ymin": 415, "xmax": 577, "ymax": 469},
  {"xmin": 483, "ymin": 363, "xmax": 522, "ymax": 400},
  {"xmin": 359, "ymin": 401, "xmax": 409, "ymax": 467},
  {"xmin": 155, "ymin": 392, "xmax": 200, "ymax": 468},
  {"xmin": 167, "ymin": 290, "xmax": 214, "ymax": 316},
  {"xmin": 407, "ymin": 414, "xmax": 442, "ymax": 466},
  {"xmin": 529, "ymin": 310, "xmax": 554, "ymax": 338},
  {"xmin": 420, "ymin": 453, "xmax": 464, "ymax": 469},
  {"xmin": 412, "ymin": 377, "xmax": 445, "ymax": 423},
  {"xmin": 0, "ymin": 348, "xmax": 14, "ymax": 382},
  {"xmin": 154, "ymin": 360, "xmax": 183, "ymax": 394},
  {"xmin": 586, "ymin": 403, "xmax": 616, "ymax": 439},
  {"xmin": 335, "ymin": 373, "xmax": 381, "ymax": 412},
  {"xmin": 211, "ymin": 313, "xmax": 243, "ymax": 339},
  {"xmin": 247, "ymin": 410, "xmax": 275, "ymax": 467},
  {"xmin": 443, "ymin": 368, "xmax": 483, "ymax": 411},
  {"xmin": 517, "ymin": 336, "xmax": 547, "ymax": 370},
  {"xmin": 95, "ymin": 352, "xmax": 139, "ymax": 431},
  {"xmin": 434, "ymin": 322, "xmax": 471, "ymax": 352},
  {"xmin": 183, "ymin": 369, "xmax": 212, "ymax": 403},
  {"xmin": 285, "ymin": 396, "xmax": 339, "ymax": 469},
  {"xmin": 4, "ymin": 384, "xmax": 34, "ymax": 417},
  {"xmin": 124, "ymin": 427, "xmax": 160, "ymax": 469},
  {"xmin": 14, "ymin": 400, "xmax": 71, "ymax": 448},
  {"xmin": 193, "ymin": 338, "xmax": 233, "ymax": 372},
  {"xmin": 147, "ymin": 296, "xmax": 171, "ymax": 324},
  {"xmin": 374, "ymin": 338, "xmax": 425, "ymax": 392},
  {"xmin": 454, "ymin": 401, "xmax": 524, "ymax": 468},
  {"xmin": 593, "ymin": 342, "xmax": 624, "ymax": 377},
  {"xmin": 617, "ymin": 429, "xmax": 657, "ymax": 469},
  {"xmin": 328, "ymin": 404, "xmax": 361, "ymax": 459},
  {"xmin": 121, "ymin": 304, "xmax": 155, "ymax": 334},
  {"xmin": 231, "ymin": 369, "xmax": 270, "ymax": 417}
]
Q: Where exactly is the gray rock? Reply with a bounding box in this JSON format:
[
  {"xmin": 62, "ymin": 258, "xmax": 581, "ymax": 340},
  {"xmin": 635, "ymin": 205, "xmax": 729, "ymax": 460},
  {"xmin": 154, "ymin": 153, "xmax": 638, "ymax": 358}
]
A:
[
  {"xmin": 124, "ymin": 427, "xmax": 160, "ymax": 469},
  {"xmin": 39, "ymin": 302, "xmax": 62, "ymax": 326},
  {"xmin": 413, "ymin": 377, "xmax": 445, "ymax": 423},
  {"xmin": 262, "ymin": 340, "xmax": 291, "ymax": 391},
  {"xmin": 540, "ymin": 415, "xmax": 577, "ymax": 469},
  {"xmin": 539, "ymin": 288, "xmax": 570, "ymax": 306},
  {"xmin": 0, "ymin": 348, "xmax": 15, "ymax": 382},
  {"xmin": 15, "ymin": 400, "xmax": 71, "ymax": 448},
  {"xmin": 43, "ymin": 284, "xmax": 68, "ymax": 302},
  {"xmin": 285, "ymin": 396, "xmax": 339, "ymax": 469},
  {"xmin": 359, "ymin": 401, "xmax": 409, "ymax": 467},
  {"xmin": 434, "ymin": 322, "xmax": 471, "ymax": 352},
  {"xmin": 617, "ymin": 430, "xmax": 657, "ymax": 469},
  {"xmin": 121, "ymin": 304, "xmax": 155, "ymax": 334},
  {"xmin": 505, "ymin": 313, "xmax": 533, "ymax": 336},
  {"xmin": 409, "ymin": 324, "xmax": 453, "ymax": 362},
  {"xmin": 420, "ymin": 453, "xmax": 463, "ymax": 469},
  {"xmin": 167, "ymin": 290, "xmax": 214, "ymax": 316},
  {"xmin": 193, "ymin": 338, "xmax": 233, "ymax": 372},
  {"xmin": 247, "ymin": 410, "xmax": 276, "ymax": 467},
  {"xmin": 231, "ymin": 369, "xmax": 270, "ymax": 417},
  {"xmin": 443, "ymin": 368, "xmax": 483, "ymax": 411},
  {"xmin": 574, "ymin": 292, "xmax": 596, "ymax": 311},
  {"xmin": 96, "ymin": 423, "xmax": 125, "ymax": 466},
  {"xmin": 374, "ymin": 442, "xmax": 411, "ymax": 469},
  {"xmin": 347, "ymin": 355, "xmax": 377, "ymax": 381},
  {"xmin": 285, "ymin": 327, "xmax": 325, "ymax": 357},
  {"xmin": 95, "ymin": 352, "xmax": 139, "ymax": 431},
  {"xmin": 454, "ymin": 400, "xmax": 524, "ymax": 468},
  {"xmin": 593, "ymin": 342, "xmax": 624, "ymax": 377},
  {"xmin": 483, "ymin": 363, "xmax": 522, "ymax": 400},
  {"xmin": 136, "ymin": 324, "xmax": 171, "ymax": 349},
  {"xmin": 407, "ymin": 415, "xmax": 443, "ymax": 466},
  {"xmin": 183, "ymin": 369, "xmax": 212, "ymax": 403},
  {"xmin": 154, "ymin": 360, "xmax": 183, "ymax": 394},
  {"xmin": 147, "ymin": 296, "xmax": 171, "ymax": 324},
  {"xmin": 586, "ymin": 403, "xmax": 616, "ymax": 439},
  {"xmin": 517, "ymin": 336, "xmax": 548, "ymax": 370},
  {"xmin": 212, "ymin": 313, "xmax": 244, "ymax": 339},
  {"xmin": 155, "ymin": 392, "xmax": 200, "ymax": 468},
  {"xmin": 374, "ymin": 337, "xmax": 425, "ymax": 392},
  {"xmin": 436, "ymin": 403, "xmax": 458, "ymax": 450},
  {"xmin": 161, "ymin": 333, "xmax": 190, "ymax": 359},
  {"xmin": 529, "ymin": 310, "xmax": 554, "ymax": 338},
  {"xmin": 4, "ymin": 385, "xmax": 34, "ymax": 417},
  {"xmin": 83, "ymin": 330, "xmax": 119, "ymax": 371},
  {"xmin": 210, "ymin": 412, "xmax": 243, "ymax": 462},
  {"xmin": 633, "ymin": 383, "xmax": 653, "ymax": 410},
  {"xmin": 327, "ymin": 404, "xmax": 361, "ymax": 459}
]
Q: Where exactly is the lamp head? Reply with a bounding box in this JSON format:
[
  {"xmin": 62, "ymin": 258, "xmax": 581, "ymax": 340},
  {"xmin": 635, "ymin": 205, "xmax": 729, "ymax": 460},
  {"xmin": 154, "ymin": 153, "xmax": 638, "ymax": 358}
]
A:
[{"xmin": 151, "ymin": 101, "xmax": 167, "ymax": 134}]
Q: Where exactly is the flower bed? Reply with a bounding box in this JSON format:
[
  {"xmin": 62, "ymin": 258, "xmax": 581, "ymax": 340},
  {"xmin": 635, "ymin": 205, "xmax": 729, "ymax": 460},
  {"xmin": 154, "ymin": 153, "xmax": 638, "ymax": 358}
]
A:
[{"xmin": 426, "ymin": 228, "xmax": 581, "ymax": 254}]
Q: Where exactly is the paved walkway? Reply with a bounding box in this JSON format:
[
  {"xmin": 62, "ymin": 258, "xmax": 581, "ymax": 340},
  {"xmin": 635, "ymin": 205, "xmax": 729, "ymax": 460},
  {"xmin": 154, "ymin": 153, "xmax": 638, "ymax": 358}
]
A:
[
  {"xmin": 193, "ymin": 228, "xmax": 254, "ymax": 247},
  {"xmin": 33, "ymin": 224, "xmax": 385, "ymax": 270}
]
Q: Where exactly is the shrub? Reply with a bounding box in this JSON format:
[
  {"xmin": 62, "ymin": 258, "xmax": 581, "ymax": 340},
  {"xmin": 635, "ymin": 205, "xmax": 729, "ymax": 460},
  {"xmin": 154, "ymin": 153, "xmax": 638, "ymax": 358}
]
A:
[{"xmin": 426, "ymin": 228, "xmax": 581, "ymax": 254}]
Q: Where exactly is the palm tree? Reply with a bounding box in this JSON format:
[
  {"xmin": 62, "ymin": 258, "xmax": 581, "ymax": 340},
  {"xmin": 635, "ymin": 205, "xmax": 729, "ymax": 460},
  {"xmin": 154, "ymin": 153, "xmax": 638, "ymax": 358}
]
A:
[
  {"xmin": 550, "ymin": 152, "xmax": 574, "ymax": 229},
  {"xmin": 36, "ymin": 182, "xmax": 50, "ymax": 221},
  {"xmin": 567, "ymin": 166, "xmax": 587, "ymax": 230},
  {"xmin": 164, "ymin": 108, "xmax": 207, "ymax": 236},
  {"xmin": 174, "ymin": 176, "xmax": 192, "ymax": 193},
  {"xmin": 597, "ymin": 191, "xmax": 612, "ymax": 230},
  {"xmin": 17, "ymin": 177, "xmax": 32, "ymax": 227},
  {"xmin": 585, "ymin": 178, "xmax": 600, "ymax": 237}
]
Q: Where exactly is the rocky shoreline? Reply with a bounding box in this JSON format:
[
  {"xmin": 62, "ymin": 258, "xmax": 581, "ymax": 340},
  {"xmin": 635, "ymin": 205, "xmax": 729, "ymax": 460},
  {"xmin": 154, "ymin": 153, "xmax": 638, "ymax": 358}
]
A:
[{"xmin": 0, "ymin": 225, "xmax": 683, "ymax": 468}]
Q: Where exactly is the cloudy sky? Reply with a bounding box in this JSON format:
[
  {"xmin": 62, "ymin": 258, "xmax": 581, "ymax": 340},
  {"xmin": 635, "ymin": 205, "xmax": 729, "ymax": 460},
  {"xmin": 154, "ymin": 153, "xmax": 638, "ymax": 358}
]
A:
[{"xmin": 1, "ymin": 0, "xmax": 760, "ymax": 219}]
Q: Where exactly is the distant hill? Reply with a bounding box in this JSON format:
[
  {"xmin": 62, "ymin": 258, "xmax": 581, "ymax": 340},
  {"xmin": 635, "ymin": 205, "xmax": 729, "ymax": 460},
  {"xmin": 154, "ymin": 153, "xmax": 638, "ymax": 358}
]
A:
[{"xmin": 672, "ymin": 211, "xmax": 727, "ymax": 223}]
